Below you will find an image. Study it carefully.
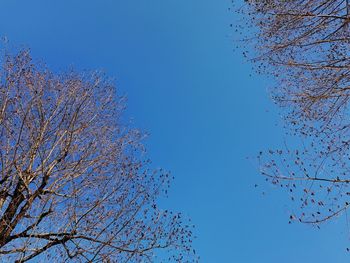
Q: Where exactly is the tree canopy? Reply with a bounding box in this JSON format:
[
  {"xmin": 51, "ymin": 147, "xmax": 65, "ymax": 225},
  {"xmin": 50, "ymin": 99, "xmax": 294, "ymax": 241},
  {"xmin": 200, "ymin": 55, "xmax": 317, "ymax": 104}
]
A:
[
  {"xmin": 240, "ymin": 1, "xmax": 350, "ymax": 228},
  {"xmin": 0, "ymin": 49, "xmax": 195, "ymax": 262}
]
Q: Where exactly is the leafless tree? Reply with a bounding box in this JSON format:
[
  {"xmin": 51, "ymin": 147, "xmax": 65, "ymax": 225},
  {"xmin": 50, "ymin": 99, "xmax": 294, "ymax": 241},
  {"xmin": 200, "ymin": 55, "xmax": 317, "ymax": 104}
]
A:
[
  {"xmin": 0, "ymin": 49, "xmax": 195, "ymax": 262},
  {"xmin": 238, "ymin": 1, "xmax": 350, "ymax": 230}
]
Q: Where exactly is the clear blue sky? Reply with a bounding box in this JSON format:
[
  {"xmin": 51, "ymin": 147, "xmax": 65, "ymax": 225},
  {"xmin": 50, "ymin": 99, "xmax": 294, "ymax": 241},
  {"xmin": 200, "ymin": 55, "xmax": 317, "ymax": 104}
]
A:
[{"xmin": 1, "ymin": 0, "xmax": 349, "ymax": 262}]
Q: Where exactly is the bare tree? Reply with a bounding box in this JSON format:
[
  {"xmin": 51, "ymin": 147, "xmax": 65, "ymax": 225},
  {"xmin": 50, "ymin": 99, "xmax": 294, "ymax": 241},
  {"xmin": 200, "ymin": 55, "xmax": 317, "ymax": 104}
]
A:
[
  {"xmin": 238, "ymin": 1, "xmax": 350, "ymax": 230},
  {"xmin": 0, "ymin": 49, "xmax": 195, "ymax": 262}
]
